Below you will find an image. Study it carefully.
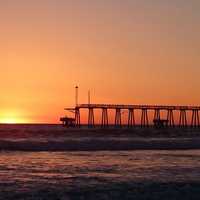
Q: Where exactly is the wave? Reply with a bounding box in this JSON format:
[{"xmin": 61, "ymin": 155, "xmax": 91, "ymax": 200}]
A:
[
  {"xmin": 0, "ymin": 124, "xmax": 200, "ymax": 151},
  {"xmin": 1, "ymin": 138, "xmax": 200, "ymax": 151}
]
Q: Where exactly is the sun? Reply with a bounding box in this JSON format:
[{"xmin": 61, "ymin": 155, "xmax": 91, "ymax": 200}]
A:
[
  {"xmin": 0, "ymin": 111, "xmax": 27, "ymax": 124},
  {"xmin": 0, "ymin": 117, "xmax": 25, "ymax": 124},
  {"xmin": 0, "ymin": 118, "xmax": 19, "ymax": 124}
]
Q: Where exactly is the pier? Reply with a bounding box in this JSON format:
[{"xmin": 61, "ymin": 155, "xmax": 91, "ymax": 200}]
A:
[{"xmin": 64, "ymin": 104, "xmax": 200, "ymax": 128}]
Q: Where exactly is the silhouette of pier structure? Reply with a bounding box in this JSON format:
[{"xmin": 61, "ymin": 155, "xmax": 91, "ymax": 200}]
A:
[{"xmin": 65, "ymin": 104, "xmax": 200, "ymax": 128}]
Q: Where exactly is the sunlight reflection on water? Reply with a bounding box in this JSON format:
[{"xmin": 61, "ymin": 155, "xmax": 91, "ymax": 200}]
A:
[{"xmin": 0, "ymin": 150, "xmax": 200, "ymax": 192}]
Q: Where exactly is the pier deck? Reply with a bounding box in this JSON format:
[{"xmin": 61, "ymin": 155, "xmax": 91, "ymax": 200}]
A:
[{"xmin": 65, "ymin": 104, "xmax": 200, "ymax": 128}]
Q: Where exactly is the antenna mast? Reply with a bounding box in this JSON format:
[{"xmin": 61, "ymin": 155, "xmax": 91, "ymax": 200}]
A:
[
  {"xmin": 88, "ymin": 90, "xmax": 91, "ymax": 105},
  {"xmin": 75, "ymin": 86, "xmax": 78, "ymax": 107}
]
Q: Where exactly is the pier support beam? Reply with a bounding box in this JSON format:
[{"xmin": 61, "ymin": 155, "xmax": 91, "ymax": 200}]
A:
[
  {"xmin": 141, "ymin": 109, "xmax": 149, "ymax": 127},
  {"xmin": 101, "ymin": 108, "xmax": 108, "ymax": 128},
  {"xmin": 115, "ymin": 108, "xmax": 122, "ymax": 127},
  {"xmin": 88, "ymin": 108, "xmax": 95, "ymax": 127},
  {"xmin": 191, "ymin": 109, "xmax": 200, "ymax": 128},
  {"xmin": 128, "ymin": 109, "xmax": 135, "ymax": 127},
  {"xmin": 167, "ymin": 109, "xmax": 175, "ymax": 127},
  {"xmin": 75, "ymin": 108, "xmax": 80, "ymax": 127},
  {"xmin": 179, "ymin": 109, "xmax": 187, "ymax": 127},
  {"xmin": 154, "ymin": 109, "xmax": 161, "ymax": 121}
]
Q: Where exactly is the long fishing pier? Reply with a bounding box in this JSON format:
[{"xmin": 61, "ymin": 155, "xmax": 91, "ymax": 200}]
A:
[{"xmin": 65, "ymin": 104, "xmax": 200, "ymax": 128}]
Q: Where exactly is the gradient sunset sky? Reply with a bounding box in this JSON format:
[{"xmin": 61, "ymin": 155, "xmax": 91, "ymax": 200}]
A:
[{"xmin": 0, "ymin": 0, "xmax": 200, "ymax": 123}]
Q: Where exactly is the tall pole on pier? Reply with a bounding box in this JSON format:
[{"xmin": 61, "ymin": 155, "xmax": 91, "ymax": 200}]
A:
[
  {"xmin": 75, "ymin": 86, "xmax": 79, "ymax": 107},
  {"xmin": 88, "ymin": 90, "xmax": 91, "ymax": 105}
]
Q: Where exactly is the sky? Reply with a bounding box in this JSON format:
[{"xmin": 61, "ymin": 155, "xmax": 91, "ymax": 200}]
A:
[{"xmin": 0, "ymin": 0, "xmax": 200, "ymax": 123}]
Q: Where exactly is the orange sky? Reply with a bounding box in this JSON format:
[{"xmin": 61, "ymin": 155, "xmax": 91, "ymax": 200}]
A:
[{"xmin": 0, "ymin": 1, "xmax": 200, "ymax": 123}]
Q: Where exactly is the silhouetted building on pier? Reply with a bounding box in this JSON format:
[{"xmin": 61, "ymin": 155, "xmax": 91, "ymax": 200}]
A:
[{"xmin": 60, "ymin": 117, "xmax": 75, "ymax": 127}]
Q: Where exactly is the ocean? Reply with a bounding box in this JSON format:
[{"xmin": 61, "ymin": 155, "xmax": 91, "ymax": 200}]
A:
[{"xmin": 0, "ymin": 124, "xmax": 200, "ymax": 199}]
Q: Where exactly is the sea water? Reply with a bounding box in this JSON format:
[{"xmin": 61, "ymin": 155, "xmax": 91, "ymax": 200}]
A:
[{"xmin": 0, "ymin": 124, "xmax": 200, "ymax": 199}]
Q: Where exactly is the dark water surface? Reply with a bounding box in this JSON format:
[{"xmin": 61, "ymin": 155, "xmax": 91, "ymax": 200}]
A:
[
  {"xmin": 1, "ymin": 124, "xmax": 200, "ymax": 199},
  {"xmin": 1, "ymin": 124, "xmax": 200, "ymax": 151},
  {"xmin": 1, "ymin": 150, "xmax": 200, "ymax": 199}
]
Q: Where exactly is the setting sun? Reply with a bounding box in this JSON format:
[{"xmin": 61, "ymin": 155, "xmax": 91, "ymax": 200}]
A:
[
  {"xmin": 0, "ymin": 117, "xmax": 26, "ymax": 124},
  {"xmin": 0, "ymin": 110, "xmax": 28, "ymax": 124},
  {"xmin": 0, "ymin": 118, "xmax": 18, "ymax": 124}
]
